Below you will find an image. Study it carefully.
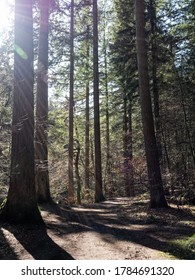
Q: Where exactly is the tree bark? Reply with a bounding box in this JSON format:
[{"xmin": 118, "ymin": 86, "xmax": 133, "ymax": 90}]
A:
[
  {"xmin": 135, "ymin": 0, "xmax": 168, "ymax": 208},
  {"xmin": 93, "ymin": 0, "xmax": 105, "ymax": 202},
  {"xmin": 0, "ymin": 0, "xmax": 43, "ymax": 223},
  {"xmin": 35, "ymin": 0, "xmax": 51, "ymax": 203}
]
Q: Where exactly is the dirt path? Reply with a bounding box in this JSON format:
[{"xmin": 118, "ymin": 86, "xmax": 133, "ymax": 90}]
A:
[
  {"xmin": 47, "ymin": 201, "xmax": 163, "ymax": 260},
  {"xmin": 0, "ymin": 197, "xmax": 195, "ymax": 259}
]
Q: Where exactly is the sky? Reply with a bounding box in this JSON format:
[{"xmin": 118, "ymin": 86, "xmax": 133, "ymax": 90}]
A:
[{"xmin": 0, "ymin": 0, "xmax": 13, "ymax": 35}]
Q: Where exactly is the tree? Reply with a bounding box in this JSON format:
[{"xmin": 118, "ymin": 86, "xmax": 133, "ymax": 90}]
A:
[
  {"xmin": 102, "ymin": 4, "xmax": 111, "ymax": 188},
  {"xmin": 93, "ymin": 0, "xmax": 105, "ymax": 202},
  {"xmin": 68, "ymin": 0, "xmax": 75, "ymax": 203},
  {"xmin": 135, "ymin": 0, "xmax": 168, "ymax": 208},
  {"xmin": 148, "ymin": 0, "xmax": 162, "ymax": 159},
  {"xmin": 85, "ymin": 26, "xmax": 90, "ymax": 191},
  {"xmin": 35, "ymin": 0, "xmax": 51, "ymax": 203},
  {"xmin": 0, "ymin": 0, "xmax": 43, "ymax": 223}
]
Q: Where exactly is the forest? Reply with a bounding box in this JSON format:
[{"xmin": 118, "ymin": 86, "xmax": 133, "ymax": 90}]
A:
[{"xmin": 0, "ymin": 0, "xmax": 194, "ymax": 260}]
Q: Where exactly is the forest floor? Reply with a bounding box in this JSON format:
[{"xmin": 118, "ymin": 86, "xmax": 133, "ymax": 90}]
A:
[{"xmin": 0, "ymin": 196, "xmax": 195, "ymax": 260}]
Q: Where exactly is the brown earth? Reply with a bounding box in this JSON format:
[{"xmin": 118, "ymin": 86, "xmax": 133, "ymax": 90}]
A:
[{"xmin": 0, "ymin": 197, "xmax": 194, "ymax": 260}]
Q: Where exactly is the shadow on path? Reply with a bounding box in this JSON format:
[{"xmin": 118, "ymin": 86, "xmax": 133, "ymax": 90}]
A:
[
  {"xmin": 45, "ymin": 198, "xmax": 195, "ymax": 259},
  {"xmin": 1, "ymin": 223, "xmax": 74, "ymax": 260},
  {"xmin": 0, "ymin": 226, "xmax": 19, "ymax": 260}
]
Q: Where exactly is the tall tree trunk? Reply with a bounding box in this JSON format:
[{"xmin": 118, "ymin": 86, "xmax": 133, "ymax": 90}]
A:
[
  {"xmin": 85, "ymin": 80, "xmax": 90, "ymax": 190},
  {"xmin": 123, "ymin": 96, "xmax": 134, "ymax": 197},
  {"xmin": 127, "ymin": 98, "xmax": 135, "ymax": 196},
  {"xmin": 90, "ymin": 134, "xmax": 95, "ymax": 173},
  {"xmin": 104, "ymin": 30, "xmax": 111, "ymax": 183},
  {"xmin": 123, "ymin": 95, "xmax": 128, "ymax": 191},
  {"xmin": 68, "ymin": 0, "xmax": 75, "ymax": 203},
  {"xmin": 93, "ymin": 0, "xmax": 105, "ymax": 202},
  {"xmin": 0, "ymin": 0, "xmax": 43, "ymax": 223},
  {"xmin": 161, "ymin": 123, "xmax": 171, "ymax": 171},
  {"xmin": 35, "ymin": 0, "xmax": 51, "ymax": 203},
  {"xmin": 102, "ymin": 5, "xmax": 111, "ymax": 188},
  {"xmin": 135, "ymin": 0, "xmax": 168, "ymax": 208},
  {"xmin": 149, "ymin": 0, "xmax": 162, "ymax": 159},
  {"xmin": 74, "ymin": 139, "xmax": 81, "ymax": 205},
  {"xmin": 85, "ymin": 26, "xmax": 90, "ymax": 191}
]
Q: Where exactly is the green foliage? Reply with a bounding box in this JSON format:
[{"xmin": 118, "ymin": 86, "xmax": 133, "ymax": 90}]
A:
[{"xmin": 168, "ymin": 234, "xmax": 195, "ymax": 259}]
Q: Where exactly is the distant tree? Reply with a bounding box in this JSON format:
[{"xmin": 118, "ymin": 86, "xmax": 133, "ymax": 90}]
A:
[
  {"xmin": 135, "ymin": 0, "xmax": 168, "ymax": 208},
  {"xmin": 0, "ymin": 0, "xmax": 43, "ymax": 223},
  {"xmin": 35, "ymin": 0, "xmax": 52, "ymax": 203}
]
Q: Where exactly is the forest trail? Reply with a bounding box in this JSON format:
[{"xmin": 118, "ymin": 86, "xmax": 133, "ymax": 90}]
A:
[
  {"xmin": 43, "ymin": 197, "xmax": 195, "ymax": 260},
  {"xmin": 0, "ymin": 197, "xmax": 195, "ymax": 260},
  {"xmin": 50, "ymin": 198, "xmax": 166, "ymax": 260}
]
